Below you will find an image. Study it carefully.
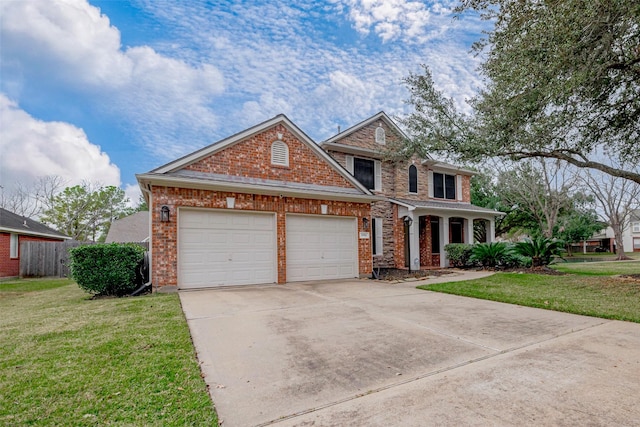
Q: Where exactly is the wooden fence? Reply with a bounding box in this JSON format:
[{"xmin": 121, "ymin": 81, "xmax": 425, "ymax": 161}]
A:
[{"xmin": 19, "ymin": 241, "xmax": 148, "ymax": 278}]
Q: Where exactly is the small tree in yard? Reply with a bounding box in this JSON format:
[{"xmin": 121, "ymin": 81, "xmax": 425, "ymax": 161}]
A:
[{"xmin": 70, "ymin": 243, "xmax": 145, "ymax": 296}]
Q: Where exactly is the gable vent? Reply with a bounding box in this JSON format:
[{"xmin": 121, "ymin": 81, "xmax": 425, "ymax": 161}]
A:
[
  {"xmin": 271, "ymin": 140, "xmax": 289, "ymax": 166},
  {"xmin": 375, "ymin": 126, "xmax": 385, "ymax": 145}
]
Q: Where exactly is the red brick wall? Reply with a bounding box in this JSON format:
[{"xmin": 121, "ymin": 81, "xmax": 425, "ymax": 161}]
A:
[
  {"xmin": 0, "ymin": 233, "xmax": 64, "ymax": 277},
  {"xmin": 185, "ymin": 124, "xmax": 353, "ymax": 189},
  {"xmin": 151, "ymin": 186, "xmax": 371, "ymax": 287}
]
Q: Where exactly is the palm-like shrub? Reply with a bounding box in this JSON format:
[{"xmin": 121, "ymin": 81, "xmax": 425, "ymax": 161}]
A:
[
  {"xmin": 513, "ymin": 236, "xmax": 563, "ymax": 267},
  {"xmin": 470, "ymin": 242, "xmax": 509, "ymax": 268}
]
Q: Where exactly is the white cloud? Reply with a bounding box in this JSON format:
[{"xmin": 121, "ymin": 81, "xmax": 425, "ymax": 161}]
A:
[
  {"xmin": 340, "ymin": 0, "xmax": 452, "ymax": 42},
  {"xmin": 0, "ymin": 0, "xmax": 224, "ymax": 159},
  {"xmin": 0, "ymin": 94, "xmax": 121, "ymax": 192},
  {"xmin": 123, "ymin": 183, "xmax": 143, "ymax": 208}
]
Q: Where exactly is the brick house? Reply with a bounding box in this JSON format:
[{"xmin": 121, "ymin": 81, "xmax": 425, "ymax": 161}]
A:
[
  {"xmin": 137, "ymin": 115, "xmax": 380, "ymax": 289},
  {"xmin": 0, "ymin": 207, "xmax": 70, "ymax": 277},
  {"xmin": 137, "ymin": 112, "xmax": 501, "ymax": 290},
  {"xmin": 322, "ymin": 111, "xmax": 502, "ymax": 271}
]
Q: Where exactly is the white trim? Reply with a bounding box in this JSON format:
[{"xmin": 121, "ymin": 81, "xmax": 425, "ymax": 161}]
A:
[
  {"xmin": 148, "ymin": 114, "xmax": 372, "ymax": 195},
  {"xmin": 374, "ymin": 160, "xmax": 382, "ymax": 191},
  {"xmin": 428, "ymin": 171, "xmax": 434, "ymax": 198},
  {"xmin": 0, "ymin": 227, "xmax": 70, "ymax": 240},
  {"xmin": 322, "ymin": 111, "xmax": 410, "ymax": 145},
  {"xmin": 10, "ymin": 233, "xmax": 18, "ymax": 258},
  {"xmin": 373, "ymin": 217, "xmax": 383, "ymax": 256},
  {"xmin": 345, "ymin": 155, "xmax": 354, "ymax": 174},
  {"xmin": 136, "ymin": 173, "xmax": 384, "ymax": 203}
]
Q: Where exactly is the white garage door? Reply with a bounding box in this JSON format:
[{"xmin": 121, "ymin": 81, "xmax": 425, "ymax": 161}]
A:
[
  {"xmin": 178, "ymin": 209, "xmax": 276, "ymax": 289},
  {"xmin": 286, "ymin": 215, "xmax": 358, "ymax": 282}
]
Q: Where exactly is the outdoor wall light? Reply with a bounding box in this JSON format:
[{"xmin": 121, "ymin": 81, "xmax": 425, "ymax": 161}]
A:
[
  {"xmin": 160, "ymin": 205, "xmax": 170, "ymax": 222},
  {"xmin": 403, "ymin": 215, "xmax": 413, "ymax": 227},
  {"xmin": 362, "ymin": 217, "xmax": 369, "ymax": 230}
]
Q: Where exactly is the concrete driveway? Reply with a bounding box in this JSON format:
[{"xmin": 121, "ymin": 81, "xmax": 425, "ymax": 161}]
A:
[{"xmin": 179, "ymin": 272, "xmax": 640, "ymax": 426}]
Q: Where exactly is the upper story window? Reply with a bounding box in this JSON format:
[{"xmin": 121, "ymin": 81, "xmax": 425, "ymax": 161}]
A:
[
  {"xmin": 632, "ymin": 222, "xmax": 640, "ymax": 233},
  {"xmin": 433, "ymin": 172, "xmax": 456, "ymax": 200},
  {"xmin": 408, "ymin": 165, "xmax": 418, "ymax": 193},
  {"xmin": 271, "ymin": 140, "xmax": 289, "ymax": 167},
  {"xmin": 346, "ymin": 155, "xmax": 381, "ymax": 191},
  {"xmin": 10, "ymin": 233, "xmax": 18, "ymax": 258},
  {"xmin": 354, "ymin": 158, "xmax": 375, "ymax": 190},
  {"xmin": 375, "ymin": 126, "xmax": 385, "ymax": 145}
]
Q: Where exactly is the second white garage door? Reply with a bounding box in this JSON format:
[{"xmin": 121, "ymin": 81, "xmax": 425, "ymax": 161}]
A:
[
  {"xmin": 178, "ymin": 209, "xmax": 276, "ymax": 289},
  {"xmin": 286, "ymin": 215, "xmax": 358, "ymax": 282}
]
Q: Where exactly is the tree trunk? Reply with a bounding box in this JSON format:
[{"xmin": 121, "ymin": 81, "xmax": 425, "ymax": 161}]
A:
[{"xmin": 611, "ymin": 223, "xmax": 633, "ymax": 261}]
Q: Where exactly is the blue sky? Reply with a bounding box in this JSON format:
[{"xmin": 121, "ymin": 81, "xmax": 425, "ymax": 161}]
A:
[{"xmin": 0, "ymin": 0, "xmax": 487, "ymax": 203}]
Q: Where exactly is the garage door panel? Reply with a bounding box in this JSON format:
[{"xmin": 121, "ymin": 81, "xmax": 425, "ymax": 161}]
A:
[
  {"xmin": 179, "ymin": 210, "xmax": 276, "ymax": 289},
  {"xmin": 286, "ymin": 215, "xmax": 358, "ymax": 282}
]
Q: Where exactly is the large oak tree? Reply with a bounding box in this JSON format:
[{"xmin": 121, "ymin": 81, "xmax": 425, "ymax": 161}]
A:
[{"xmin": 403, "ymin": 0, "xmax": 640, "ymax": 183}]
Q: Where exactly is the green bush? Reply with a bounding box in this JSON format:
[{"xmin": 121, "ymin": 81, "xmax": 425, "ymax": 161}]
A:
[
  {"xmin": 70, "ymin": 243, "xmax": 146, "ymax": 296},
  {"xmin": 470, "ymin": 242, "xmax": 509, "ymax": 268},
  {"xmin": 501, "ymin": 251, "xmax": 533, "ymax": 268},
  {"xmin": 444, "ymin": 243, "xmax": 474, "ymax": 268},
  {"xmin": 513, "ymin": 236, "xmax": 563, "ymax": 267}
]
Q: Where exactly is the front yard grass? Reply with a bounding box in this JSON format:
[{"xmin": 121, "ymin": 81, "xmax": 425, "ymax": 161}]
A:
[
  {"xmin": 418, "ymin": 261, "xmax": 640, "ymax": 323},
  {"xmin": 0, "ymin": 278, "xmax": 218, "ymax": 426}
]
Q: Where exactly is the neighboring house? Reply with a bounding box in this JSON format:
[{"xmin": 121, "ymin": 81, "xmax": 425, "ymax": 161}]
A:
[
  {"xmin": 137, "ymin": 112, "xmax": 502, "ymax": 290},
  {"xmin": 574, "ymin": 209, "xmax": 640, "ymax": 253},
  {"xmin": 322, "ymin": 112, "xmax": 502, "ymax": 270},
  {"xmin": 0, "ymin": 207, "xmax": 70, "ymax": 277},
  {"xmin": 105, "ymin": 211, "xmax": 150, "ymax": 243},
  {"xmin": 625, "ymin": 209, "xmax": 640, "ymax": 253}
]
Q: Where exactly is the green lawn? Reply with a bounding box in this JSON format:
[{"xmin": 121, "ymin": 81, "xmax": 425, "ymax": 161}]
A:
[
  {"xmin": 0, "ymin": 279, "xmax": 218, "ymax": 426},
  {"xmin": 419, "ymin": 260, "xmax": 640, "ymax": 323},
  {"xmin": 552, "ymin": 259, "xmax": 640, "ymax": 276}
]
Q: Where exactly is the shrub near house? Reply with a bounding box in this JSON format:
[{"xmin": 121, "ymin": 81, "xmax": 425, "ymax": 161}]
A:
[{"xmin": 70, "ymin": 243, "xmax": 145, "ymax": 296}]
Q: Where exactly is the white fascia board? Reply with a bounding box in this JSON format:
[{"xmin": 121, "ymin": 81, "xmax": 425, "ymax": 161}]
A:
[
  {"xmin": 137, "ymin": 174, "xmax": 384, "ymax": 203},
  {"xmin": 0, "ymin": 227, "xmax": 71, "ymax": 240},
  {"xmin": 152, "ymin": 115, "xmax": 288, "ymax": 174},
  {"xmin": 421, "ymin": 160, "xmax": 478, "ymax": 175},
  {"xmin": 323, "ymin": 111, "xmax": 410, "ymax": 144},
  {"xmin": 147, "ymin": 114, "xmax": 372, "ymax": 196},
  {"xmin": 321, "ymin": 142, "xmax": 384, "ymax": 159},
  {"xmin": 388, "ymin": 199, "xmax": 416, "ymax": 211}
]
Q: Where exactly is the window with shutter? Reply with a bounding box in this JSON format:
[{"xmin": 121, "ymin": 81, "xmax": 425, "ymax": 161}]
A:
[
  {"xmin": 433, "ymin": 172, "xmax": 456, "ymax": 199},
  {"xmin": 271, "ymin": 141, "xmax": 289, "ymax": 166}
]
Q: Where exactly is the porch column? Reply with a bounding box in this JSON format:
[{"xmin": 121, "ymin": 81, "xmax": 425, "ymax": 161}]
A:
[
  {"xmin": 408, "ymin": 213, "xmax": 419, "ymax": 271},
  {"xmin": 465, "ymin": 218, "xmax": 475, "ymax": 245},
  {"xmin": 488, "ymin": 218, "xmax": 496, "ymax": 243},
  {"xmin": 440, "ymin": 216, "xmax": 450, "ymax": 267}
]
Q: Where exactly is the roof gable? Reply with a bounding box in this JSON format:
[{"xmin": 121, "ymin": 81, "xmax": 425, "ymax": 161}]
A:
[
  {"xmin": 0, "ymin": 208, "xmax": 70, "ymax": 239},
  {"xmin": 322, "ymin": 111, "xmax": 410, "ymax": 152},
  {"xmin": 141, "ymin": 115, "xmax": 373, "ymax": 197}
]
